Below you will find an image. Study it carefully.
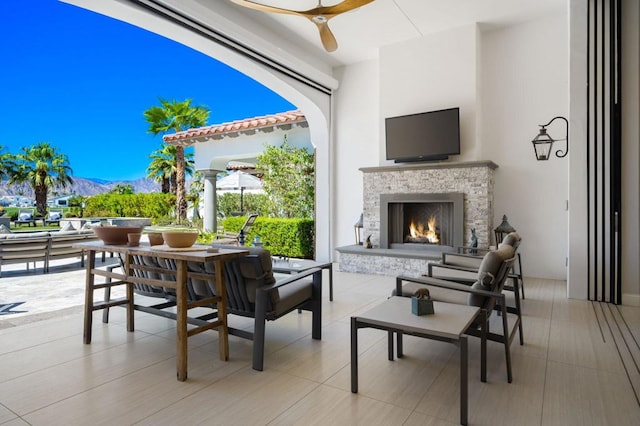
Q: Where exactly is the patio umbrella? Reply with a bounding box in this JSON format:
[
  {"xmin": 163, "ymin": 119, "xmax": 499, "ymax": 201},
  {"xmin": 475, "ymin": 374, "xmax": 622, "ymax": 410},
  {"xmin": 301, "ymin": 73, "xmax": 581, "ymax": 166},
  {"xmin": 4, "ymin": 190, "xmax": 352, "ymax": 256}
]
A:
[{"xmin": 216, "ymin": 171, "xmax": 263, "ymax": 212}]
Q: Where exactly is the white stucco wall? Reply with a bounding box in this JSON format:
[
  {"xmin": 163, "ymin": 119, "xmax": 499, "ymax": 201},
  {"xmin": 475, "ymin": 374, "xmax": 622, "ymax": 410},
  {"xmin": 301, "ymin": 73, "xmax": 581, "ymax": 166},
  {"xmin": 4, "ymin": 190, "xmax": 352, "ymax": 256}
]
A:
[
  {"xmin": 332, "ymin": 60, "xmax": 380, "ymax": 250},
  {"xmin": 481, "ymin": 14, "xmax": 569, "ymax": 280},
  {"xmin": 379, "ymin": 25, "xmax": 480, "ymax": 164}
]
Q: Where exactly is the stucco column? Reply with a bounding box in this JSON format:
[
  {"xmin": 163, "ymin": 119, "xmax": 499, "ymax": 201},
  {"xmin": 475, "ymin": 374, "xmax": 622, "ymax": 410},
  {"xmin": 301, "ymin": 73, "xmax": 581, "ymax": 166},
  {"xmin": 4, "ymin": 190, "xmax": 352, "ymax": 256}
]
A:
[{"xmin": 200, "ymin": 169, "xmax": 223, "ymax": 232}]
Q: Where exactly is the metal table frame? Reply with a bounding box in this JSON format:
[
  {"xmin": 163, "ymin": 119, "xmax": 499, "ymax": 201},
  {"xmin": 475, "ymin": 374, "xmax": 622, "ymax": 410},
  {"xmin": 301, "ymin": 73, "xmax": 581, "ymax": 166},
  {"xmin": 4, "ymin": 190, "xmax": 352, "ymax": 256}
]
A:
[{"xmin": 351, "ymin": 297, "xmax": 480, "ymax": 425}]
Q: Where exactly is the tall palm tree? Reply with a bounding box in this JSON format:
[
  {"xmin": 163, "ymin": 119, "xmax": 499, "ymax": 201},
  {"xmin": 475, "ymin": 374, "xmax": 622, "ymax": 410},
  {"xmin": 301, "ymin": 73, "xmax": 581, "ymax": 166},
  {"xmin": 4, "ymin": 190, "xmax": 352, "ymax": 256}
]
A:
[
  {"xmin": 10, "ymin": 142, "xmax": 73, "ymax": 216},
  {"xmin": 146, "ymin": 144, "xmax": 194, "ymax": 195},
  {"xmin": 144, "ymin": 98, "xmax": 209, "ymax": 222},
  {"xmin": 0, "ymin": 145, "xmax": 15, "ymax": 180}
]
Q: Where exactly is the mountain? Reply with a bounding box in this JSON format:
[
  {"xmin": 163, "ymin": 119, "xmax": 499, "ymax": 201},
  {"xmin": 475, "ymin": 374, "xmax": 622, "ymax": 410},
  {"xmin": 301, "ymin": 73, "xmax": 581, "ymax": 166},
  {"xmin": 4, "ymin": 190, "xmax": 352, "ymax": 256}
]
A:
[{"xmin": 0, "ymin": 177, "xmax": 160, "ymax": 198}]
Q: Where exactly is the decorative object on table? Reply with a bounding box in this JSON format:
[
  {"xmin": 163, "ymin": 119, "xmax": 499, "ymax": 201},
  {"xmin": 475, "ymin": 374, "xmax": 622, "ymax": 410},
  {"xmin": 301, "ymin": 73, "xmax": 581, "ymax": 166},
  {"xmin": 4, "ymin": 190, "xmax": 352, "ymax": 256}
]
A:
[
  {"xmin": 364, "ymin": 234, "xmax": 372, "ymax": 249},
  {"xmin": 411, "ymin": 288, "xmax": 434, "ymax": 316},
  {"xmin": 238, "ymin": 229, "xmax": 246, "ymax": 245},
  {"xmin": 252, "ymin": 235, "xmax": 263, "ymax": 247},
  {"xmin": 93, "ymin": 226, "xmax": 144, "ymax": 245},
  {"xmin": 531, "ymin": 115, "xmax": 569, "ymax": 160},
  {"xmin": 470, "ymin": 228, "xmax": 478, "ymax": 255},
  {"xmin": 162, "ymin": 230, "xmax": 199, "ymax": 248},
  {"xmin": 147, "ymin": 232, "xmax": 164, "ymax": 246},
  {"xmin": 354, "ymin": 213, "xmax": 364, "ymax": 245},
  {"xmin": 127, "ymin": 233, "xmax": 141, "ymax": 247}
]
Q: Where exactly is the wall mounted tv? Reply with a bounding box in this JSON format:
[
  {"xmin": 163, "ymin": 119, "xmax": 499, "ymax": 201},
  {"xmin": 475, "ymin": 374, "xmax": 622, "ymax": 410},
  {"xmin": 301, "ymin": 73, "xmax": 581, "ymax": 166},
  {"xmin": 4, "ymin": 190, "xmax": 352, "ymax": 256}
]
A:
[{"xmin": 385, "ymin": 107, "xmax": 460, "ymax": 163}]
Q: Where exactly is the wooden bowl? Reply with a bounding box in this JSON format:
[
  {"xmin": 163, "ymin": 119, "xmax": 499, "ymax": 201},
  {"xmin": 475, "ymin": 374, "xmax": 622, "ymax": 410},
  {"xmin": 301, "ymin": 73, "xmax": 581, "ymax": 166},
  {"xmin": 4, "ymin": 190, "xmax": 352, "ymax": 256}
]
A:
[
  {"xmin": 162, "ymin": 231, "xmax": 199, "ymax": 248},
  {"xmin": 93, "ymin": 226, "xmax": 144, "ymax": 245}
]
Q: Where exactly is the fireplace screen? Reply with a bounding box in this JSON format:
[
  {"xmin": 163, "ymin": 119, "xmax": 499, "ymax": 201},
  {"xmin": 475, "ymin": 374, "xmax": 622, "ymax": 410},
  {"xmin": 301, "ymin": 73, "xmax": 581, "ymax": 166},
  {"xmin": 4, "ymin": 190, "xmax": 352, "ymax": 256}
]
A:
[{"xmin": 380, "ymin": 193, "xmax": 464, "ymax": 250}]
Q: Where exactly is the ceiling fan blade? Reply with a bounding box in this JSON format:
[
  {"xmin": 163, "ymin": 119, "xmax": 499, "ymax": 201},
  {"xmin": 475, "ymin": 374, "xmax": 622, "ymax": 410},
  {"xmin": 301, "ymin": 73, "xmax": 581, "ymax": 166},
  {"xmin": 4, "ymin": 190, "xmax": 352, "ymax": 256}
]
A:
[
  {"xmin": 316, "ymin": 21, "xmax": 338, "ymax": 52},
  {"xmin": 231, "ymin": 0, "xmax": 303, "ymax": 17}
]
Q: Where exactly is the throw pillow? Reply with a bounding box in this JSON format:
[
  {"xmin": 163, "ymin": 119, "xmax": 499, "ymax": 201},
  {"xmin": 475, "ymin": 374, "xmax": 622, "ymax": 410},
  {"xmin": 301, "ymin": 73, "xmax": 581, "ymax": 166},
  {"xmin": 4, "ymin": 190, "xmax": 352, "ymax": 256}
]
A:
[
  {"xmin": 18, "ymin": 212, "xmax": 32, "ymax": 221},
  {"xmin": 0, "ymin": 224, "xmax": 12, "ymax": 234},
  {"xmin": 60, "ymin": 222, "xmax": 76, "ymax": 232},
  {"xmin": 49, "ymin": 212, "xmax": 62, "ymax": 221}
]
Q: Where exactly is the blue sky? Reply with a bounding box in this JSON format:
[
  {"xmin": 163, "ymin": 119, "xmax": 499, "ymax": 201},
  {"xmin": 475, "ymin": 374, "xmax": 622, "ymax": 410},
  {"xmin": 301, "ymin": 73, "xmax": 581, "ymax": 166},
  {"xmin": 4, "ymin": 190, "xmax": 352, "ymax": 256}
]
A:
[{"xmin": 0, "ymin": 0, "xmax": 295, "ymax": 181}]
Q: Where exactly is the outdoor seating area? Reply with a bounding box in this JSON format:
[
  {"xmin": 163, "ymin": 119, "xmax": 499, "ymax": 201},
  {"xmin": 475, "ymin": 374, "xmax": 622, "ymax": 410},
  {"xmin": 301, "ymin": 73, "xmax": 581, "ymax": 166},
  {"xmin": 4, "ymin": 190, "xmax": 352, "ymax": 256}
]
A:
[
  {"xmin": 0, "ymin": 266, "xmax": 638, "ymax": 424},
  {"xmin": 0, "ymin": 228, "xmax": 102, "ymax": 277}
]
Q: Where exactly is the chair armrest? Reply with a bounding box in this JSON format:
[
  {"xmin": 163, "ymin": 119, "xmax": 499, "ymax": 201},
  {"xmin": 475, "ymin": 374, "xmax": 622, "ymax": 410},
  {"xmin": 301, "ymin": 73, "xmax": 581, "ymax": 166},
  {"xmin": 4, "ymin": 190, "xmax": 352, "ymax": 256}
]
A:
[
  {"xmin": 260, "ymin": 267, "xmax": 322, "ymax": 292},
  {"xmin": 427, "ymin": 263, "xmax": 478, "ymax": 284},
  {"xmin": 396, "ymin": 275, "xmax": 504, "ymax": 301},
  {"xmin": 457, "ymin": 245, "xmax": 491, "ymax": 255}
]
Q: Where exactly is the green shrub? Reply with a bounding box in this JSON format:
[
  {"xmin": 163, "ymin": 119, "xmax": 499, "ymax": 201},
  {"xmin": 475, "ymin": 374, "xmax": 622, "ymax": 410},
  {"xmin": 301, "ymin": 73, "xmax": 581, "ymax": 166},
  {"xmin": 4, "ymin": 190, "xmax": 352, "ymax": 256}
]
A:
[
  {"xmin": 84, "ymin": 193, "xmax": 175, "ymax": 221},
  {"xmin": 217, "ymin": 192, "xmax": 269, "ymax": 217},
  {"xmin": 219, "ymin": 216, "xmax": 314, "ymax": 258}
]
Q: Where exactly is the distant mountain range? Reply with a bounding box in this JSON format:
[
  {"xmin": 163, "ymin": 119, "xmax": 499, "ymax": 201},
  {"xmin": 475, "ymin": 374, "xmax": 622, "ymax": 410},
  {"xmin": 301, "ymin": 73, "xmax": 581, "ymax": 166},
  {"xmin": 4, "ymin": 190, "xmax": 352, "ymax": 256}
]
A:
[{"xmin": 0, "ymin": 177, "xmax": 160, "ymax": 198}]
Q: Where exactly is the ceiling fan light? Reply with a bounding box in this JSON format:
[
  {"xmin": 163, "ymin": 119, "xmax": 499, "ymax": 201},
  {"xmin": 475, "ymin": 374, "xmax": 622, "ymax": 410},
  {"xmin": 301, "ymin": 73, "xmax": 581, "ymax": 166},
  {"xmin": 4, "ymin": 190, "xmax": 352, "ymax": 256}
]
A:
[{"xmin": 312, "ymin": 15, "xmax": 328, "ymax": 24}]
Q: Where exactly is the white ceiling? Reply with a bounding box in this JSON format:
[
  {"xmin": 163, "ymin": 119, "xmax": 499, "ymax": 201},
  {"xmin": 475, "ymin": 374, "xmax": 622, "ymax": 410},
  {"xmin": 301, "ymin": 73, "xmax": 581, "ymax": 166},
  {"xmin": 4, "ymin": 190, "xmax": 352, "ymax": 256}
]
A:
[{"xmin": 220, "ymin": 0, "xmax": 567, "ymax": 66}]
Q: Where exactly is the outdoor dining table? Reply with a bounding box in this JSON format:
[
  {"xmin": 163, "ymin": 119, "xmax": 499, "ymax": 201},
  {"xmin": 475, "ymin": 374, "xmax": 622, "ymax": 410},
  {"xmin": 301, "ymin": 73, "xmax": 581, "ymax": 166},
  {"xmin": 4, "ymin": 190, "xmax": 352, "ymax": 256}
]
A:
[{"xmin": 74, "ymin": 241, "xmax": 248, "ymax": 381}]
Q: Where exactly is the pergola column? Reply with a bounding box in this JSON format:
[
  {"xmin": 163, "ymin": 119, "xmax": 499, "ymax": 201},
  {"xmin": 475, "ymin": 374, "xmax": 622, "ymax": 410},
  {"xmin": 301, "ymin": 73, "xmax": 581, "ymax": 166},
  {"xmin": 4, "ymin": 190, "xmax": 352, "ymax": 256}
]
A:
[{"xmin": 200, "ymin": 168, "xmax": 223, "ymax": 232}]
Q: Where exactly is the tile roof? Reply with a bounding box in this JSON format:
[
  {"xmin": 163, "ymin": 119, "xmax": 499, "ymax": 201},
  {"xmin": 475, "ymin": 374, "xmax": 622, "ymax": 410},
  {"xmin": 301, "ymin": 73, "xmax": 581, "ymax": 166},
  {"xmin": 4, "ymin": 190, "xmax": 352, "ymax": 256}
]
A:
[{"xmin": 163, "ymin": 110, "xmax": 306, "ymax": 144}]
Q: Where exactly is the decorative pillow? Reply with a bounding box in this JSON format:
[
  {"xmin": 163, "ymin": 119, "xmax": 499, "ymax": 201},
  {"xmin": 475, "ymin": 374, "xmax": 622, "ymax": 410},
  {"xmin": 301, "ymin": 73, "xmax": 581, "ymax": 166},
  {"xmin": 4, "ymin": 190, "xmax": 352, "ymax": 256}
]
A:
[
  {"xmin": 60, "ymin": 222, "xmax": 76, "ymax": 232},
  {"xmin": 18, "ymin": 212, "xmax": 33, "ymax": 221},
  {"xmin": 82, "ymin": 222, "xmax": 93, "ymax": 230},
  {"xmin": 49, "ymin": 212, "xmax": 62, "ymax": 221},
  {"xmin": 467, "ymin": 271, "xmax": 494, "ymax": 307},
  {"xmin": 0, "ymin": 224, "xmax": 12, "ymax": 234}
]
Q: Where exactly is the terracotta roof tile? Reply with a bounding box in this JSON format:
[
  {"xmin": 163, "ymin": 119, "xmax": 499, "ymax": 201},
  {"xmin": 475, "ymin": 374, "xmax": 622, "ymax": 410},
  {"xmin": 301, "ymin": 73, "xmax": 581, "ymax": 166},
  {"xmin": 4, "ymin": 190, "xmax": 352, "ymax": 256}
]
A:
[{"xmin": 163, "ymin": 110, "xmax": 306, "ymax": 144}]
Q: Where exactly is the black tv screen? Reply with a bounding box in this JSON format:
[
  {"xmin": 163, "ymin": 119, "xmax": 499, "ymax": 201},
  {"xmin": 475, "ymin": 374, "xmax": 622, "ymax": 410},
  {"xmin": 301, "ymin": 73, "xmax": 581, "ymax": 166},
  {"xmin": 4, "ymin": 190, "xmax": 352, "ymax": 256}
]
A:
[{"xmin": 385, "ymin": 107, "xmax": 460, "ymax": 162}]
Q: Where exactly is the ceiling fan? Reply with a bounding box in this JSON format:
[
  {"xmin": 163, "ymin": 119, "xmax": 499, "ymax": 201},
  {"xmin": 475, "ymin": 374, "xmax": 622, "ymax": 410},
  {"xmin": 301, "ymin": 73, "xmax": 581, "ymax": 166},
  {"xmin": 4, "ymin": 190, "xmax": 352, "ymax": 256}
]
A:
[{"xmin": 231, "ymin": 0, "xmax": 375, "ymax": 52}]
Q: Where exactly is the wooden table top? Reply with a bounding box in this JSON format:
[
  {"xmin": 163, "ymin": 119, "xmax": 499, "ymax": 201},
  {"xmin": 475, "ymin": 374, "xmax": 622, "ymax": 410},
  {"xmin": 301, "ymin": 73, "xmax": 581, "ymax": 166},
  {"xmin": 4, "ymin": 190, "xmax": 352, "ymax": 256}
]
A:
[{"xmin": 73, "ymin": 241, "xmax": 249, "ymax": 262}]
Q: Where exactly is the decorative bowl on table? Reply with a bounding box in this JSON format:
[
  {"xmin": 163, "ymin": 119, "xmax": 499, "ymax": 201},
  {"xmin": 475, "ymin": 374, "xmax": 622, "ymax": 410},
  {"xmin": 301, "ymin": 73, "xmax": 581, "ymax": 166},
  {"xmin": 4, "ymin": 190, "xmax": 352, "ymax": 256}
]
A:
[
  {"xmin": 161, "ymin": 231, "xmax": 199, "ymax": 248},
  {"xmin": 93, "ymin": 225, "xmax": 144, "ymax": 245}
]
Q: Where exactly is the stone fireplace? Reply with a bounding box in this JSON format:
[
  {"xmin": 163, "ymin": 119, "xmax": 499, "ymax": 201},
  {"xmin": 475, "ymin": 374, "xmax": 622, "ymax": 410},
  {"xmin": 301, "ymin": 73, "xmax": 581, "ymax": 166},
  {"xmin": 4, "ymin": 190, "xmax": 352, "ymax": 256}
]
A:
[{"xmin": 336, "ymin": 161, "xmax": 497, "ymax": 276}]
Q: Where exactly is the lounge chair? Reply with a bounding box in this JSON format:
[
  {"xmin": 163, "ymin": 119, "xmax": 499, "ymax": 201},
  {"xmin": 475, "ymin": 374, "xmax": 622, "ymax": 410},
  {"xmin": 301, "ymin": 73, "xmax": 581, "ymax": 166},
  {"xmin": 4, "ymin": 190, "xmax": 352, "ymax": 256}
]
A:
[
  {"xmin": 395, "ymin": 244, "xmax": 518, "ymax": 383},
  {"xmin": 216, "ymin": 214, "xmax": 258, "ymax": 245},
  {"xmin": 45, "ymin": 209, "xmax": 64, "ymax": 226},
  {"xmin": 15, "ymin": 208, "xmax": 37, "ymax": 227}
]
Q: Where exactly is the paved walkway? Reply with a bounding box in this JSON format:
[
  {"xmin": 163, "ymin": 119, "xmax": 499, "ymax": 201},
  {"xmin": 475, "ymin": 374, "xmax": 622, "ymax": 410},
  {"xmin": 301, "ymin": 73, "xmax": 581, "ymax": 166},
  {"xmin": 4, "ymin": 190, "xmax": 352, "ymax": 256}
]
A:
[{"xmin": 0, "ymin": 256, "xmax": 121, "ymax": 329}]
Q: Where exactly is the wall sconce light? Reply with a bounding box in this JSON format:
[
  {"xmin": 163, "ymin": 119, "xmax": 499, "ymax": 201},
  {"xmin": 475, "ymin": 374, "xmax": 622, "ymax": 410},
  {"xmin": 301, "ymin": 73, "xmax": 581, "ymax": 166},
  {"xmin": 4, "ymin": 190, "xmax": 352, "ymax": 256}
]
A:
[{"xmin": 531, "ymin": 116, "xmax": 569, "ymax": 160}]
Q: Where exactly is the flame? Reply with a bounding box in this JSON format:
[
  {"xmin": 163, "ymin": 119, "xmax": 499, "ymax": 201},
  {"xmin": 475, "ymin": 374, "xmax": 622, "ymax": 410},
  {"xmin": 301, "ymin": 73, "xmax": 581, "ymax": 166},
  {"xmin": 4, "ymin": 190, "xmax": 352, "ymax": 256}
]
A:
[{"xmin": 408, "ymin": 216, "xmax": 439, "ymax": 243}]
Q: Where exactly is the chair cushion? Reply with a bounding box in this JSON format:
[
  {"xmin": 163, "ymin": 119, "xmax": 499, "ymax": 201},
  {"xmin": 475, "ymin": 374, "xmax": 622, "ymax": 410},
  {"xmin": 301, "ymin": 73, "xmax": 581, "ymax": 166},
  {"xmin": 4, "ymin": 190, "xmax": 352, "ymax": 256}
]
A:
[
  {"xmin": 0, "ymin": 224, "xmax": 12, "ymax": 234},
  {"xmin": 270, "ymin": 277, "xmax": 313, "ymax": 316},
  {"xmin": 18, "ymin": 212, "xmax": 33, "ymax": 221}
]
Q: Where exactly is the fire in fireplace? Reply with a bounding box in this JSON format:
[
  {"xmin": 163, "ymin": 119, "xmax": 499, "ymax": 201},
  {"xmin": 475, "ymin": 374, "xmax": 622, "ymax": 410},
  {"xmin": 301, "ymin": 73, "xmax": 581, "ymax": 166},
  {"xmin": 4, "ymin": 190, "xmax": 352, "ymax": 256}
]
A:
[{"xmin": 407, "ymin": 216, "xmax": 439, "ymax": 244}]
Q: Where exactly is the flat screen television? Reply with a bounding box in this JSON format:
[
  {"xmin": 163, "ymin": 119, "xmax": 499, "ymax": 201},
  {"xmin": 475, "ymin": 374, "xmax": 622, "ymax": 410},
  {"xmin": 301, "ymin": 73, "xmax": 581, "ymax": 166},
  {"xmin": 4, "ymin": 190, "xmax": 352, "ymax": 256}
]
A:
[{"xmin": 385, "ymin": 107, "xmax": 460, "ymax": 162}]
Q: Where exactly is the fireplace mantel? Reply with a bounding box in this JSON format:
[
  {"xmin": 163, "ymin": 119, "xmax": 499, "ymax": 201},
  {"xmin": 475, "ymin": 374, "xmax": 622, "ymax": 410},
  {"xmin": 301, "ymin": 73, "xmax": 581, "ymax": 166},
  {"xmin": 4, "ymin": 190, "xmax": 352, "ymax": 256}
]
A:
[
  {"xmin": 338, "ymin": 160, "xmax": 498, "ymax": 276},
  {"xmin": 359, "ymin": 160, "xmax": 498, "ymax": 174}
]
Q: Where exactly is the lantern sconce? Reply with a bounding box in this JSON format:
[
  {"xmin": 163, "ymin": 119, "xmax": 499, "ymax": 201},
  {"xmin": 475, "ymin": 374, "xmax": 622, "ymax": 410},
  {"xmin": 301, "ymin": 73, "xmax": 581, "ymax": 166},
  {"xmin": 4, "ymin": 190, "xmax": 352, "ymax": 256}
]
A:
[
  {"xmin": 354, "ymin": 213, "xmax": 364, "ymax": 245},
  {"xmin": 531, "ymin": 116, "xmax": 569, "ymax": 161}
]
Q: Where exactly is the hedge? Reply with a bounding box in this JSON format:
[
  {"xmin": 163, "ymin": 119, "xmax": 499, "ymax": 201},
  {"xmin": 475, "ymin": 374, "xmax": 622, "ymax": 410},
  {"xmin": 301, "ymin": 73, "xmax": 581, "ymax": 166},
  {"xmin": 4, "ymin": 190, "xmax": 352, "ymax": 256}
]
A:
[
  {"xmin": 84, "ymin": 193, "xmax": 175, "ymax": 221},
  {"xmin": 220, "ymin": 216, "xmax": 314, "ymax": 259}
]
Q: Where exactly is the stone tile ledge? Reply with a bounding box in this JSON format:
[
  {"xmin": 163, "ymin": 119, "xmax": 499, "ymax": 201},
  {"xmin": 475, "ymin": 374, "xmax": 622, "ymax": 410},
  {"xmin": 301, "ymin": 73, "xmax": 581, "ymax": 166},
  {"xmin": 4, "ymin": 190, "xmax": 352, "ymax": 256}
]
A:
[{"xmin": 335, "ymin": 245, "xmax": 441, "ymax": 277}]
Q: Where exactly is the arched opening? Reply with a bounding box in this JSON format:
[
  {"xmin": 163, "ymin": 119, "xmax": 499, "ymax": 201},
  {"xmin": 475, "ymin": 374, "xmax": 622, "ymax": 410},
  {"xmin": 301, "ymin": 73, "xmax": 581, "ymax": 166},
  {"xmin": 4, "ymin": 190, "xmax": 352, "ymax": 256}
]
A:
[{"xmin": 65, "ymin": 0, "xmax": 337, "ymax": 261}]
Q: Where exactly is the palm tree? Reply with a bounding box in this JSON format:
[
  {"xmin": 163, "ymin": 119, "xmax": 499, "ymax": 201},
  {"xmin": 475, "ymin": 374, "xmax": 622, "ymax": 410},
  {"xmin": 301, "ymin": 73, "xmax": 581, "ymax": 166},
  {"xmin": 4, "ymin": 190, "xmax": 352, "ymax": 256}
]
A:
[
  {"xmin": 10, "ymin": 142, "xmax": 73, "ymax": 216},
  {"xmin": 0, "ymin": 145, "xmax": 15, "ymax": 180},
  {"xmin": 146, "ymin": 144, "xmax": 195, "ymax": 195},
  {"xmin": 144, "ymin": 98, "xmax": 209, "ymax": 222}
]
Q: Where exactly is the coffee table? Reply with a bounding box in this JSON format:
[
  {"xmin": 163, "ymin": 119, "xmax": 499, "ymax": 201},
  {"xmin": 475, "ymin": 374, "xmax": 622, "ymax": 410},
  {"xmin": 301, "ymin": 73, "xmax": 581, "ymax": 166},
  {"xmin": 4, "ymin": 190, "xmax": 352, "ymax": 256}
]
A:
[
  {"xmin": 351, "ymin": 296, "xmax": 480, "ymax": 425},
  {"xmin": 272, "ymin": 258, "xmax": 334, "ymax": 301}
]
